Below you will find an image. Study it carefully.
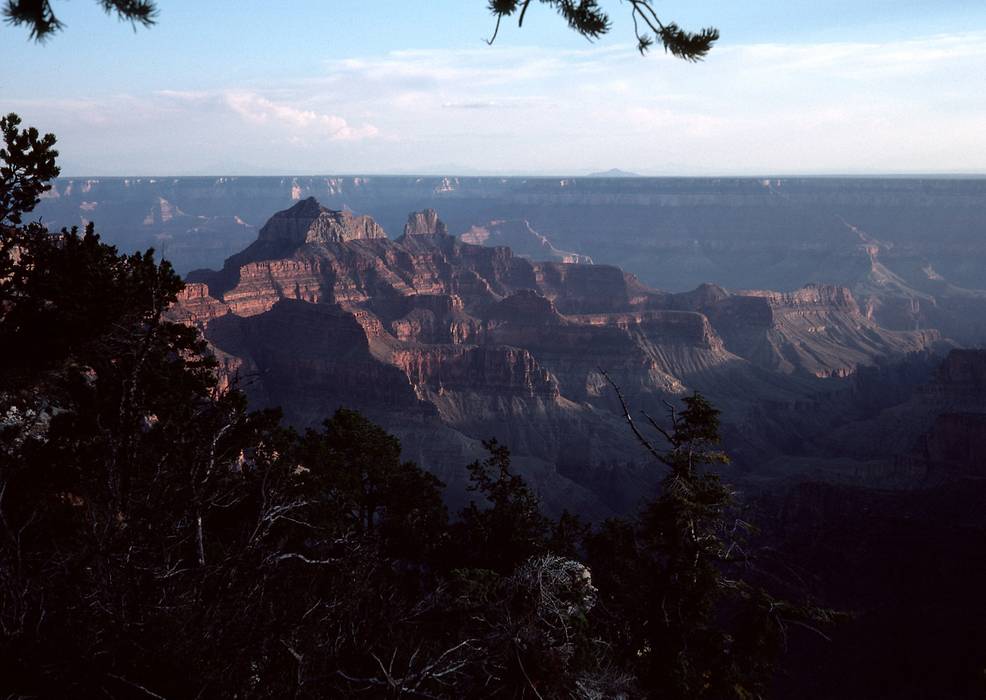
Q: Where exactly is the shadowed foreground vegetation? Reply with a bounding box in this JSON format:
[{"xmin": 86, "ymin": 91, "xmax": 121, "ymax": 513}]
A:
[{"xmin": 0, "ymin": 115, "xmax": 828, "ymax": 698}]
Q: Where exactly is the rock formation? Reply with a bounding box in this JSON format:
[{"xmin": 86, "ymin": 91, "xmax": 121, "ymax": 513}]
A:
[
  {"xmin": 172, "ymin": 199, "xmax": 945, "ymax": 515},
  {"xmin": 704, "ymin": 284, "xmax": 940, "ymax": 378},
  {"xmin": 402, "ymin": 208, "xmax": 448, "ymax": 237},
  {"xmin": 41, "ymin": 176, "xmax": 986, "ymax": 349}
]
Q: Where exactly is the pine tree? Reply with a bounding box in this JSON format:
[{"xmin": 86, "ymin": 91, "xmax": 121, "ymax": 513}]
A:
[
  {"xmin": 453, "ymin": 438, "xmax": 552, "ymax": 573},
  {"xmin": 0, "ymin": 113, "xmax": 59, "ymax": 227},
  {"xmin": 591, "ymin": 375, "xmax": 836, "ymax": 698}
]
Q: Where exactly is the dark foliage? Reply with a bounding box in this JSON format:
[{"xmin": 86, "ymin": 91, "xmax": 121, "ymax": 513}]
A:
[
  {"xmin": 591, "ymin": 381, "xmax": 838, "ymax": 698},
  {"xmin": 0, "ymin": 207, "xmax": 618, "ymax": 696},
  {"xmin": 452, "ymin": 438, "xmax": 552, "ymax": 573},
  {"xmin": 487, "ymin": 0, "xmax": 718, "ymax": 59},
  {"xmin": 296, "ymin": 408, "xmax": 449, "ymax": 559},
  {"xmin": 0, "ymin": 113, "xmax": 59, "ymax": 226},
  {"xmin": 3, "ymin": 0, "xmax": 155, "ymax": 40},
  {"xmin": 1, "ymin": 114, "xmax": 815, "ymax": 698},
  {"xmin": 0, "ymin": 225, "xmax": 807, "ymax": 698},
  {"xmin": 5, "ymin": 0, "xmax": 717, "ymax": 62}
]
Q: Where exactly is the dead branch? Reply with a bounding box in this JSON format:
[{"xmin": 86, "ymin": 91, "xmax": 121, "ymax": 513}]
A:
[{"xmin": 598, "ymin": 368, "xmax": 664, "ymax": 463}]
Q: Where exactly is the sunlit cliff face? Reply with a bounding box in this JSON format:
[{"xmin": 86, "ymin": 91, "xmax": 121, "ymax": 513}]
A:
[{"xmin": 163, "ymin": 198, "xmax": 948, "ymax": 516}]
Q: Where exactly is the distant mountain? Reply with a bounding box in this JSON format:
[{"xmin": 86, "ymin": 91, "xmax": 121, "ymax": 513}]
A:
[{"xmin": 587, "ymin": 168, "xmax": 640, "ymax": 177}]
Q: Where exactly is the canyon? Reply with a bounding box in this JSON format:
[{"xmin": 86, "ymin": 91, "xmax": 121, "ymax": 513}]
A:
[
  {"xmin": 38, "ymin": 175, "xmax": 986, "ymax": 345},
  {"xmin": 32, "ymin": 176, "xmax": 986, "ymax": 514},
  {"xmin": 163, "ymin": 194, "xmax": 975, "ymax": 516},
  {"xmin": 33, "ymin": 178, "xmax": 986, "ymax": 693}
]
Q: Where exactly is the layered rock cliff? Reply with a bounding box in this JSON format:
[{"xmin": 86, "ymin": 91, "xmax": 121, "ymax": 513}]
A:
[
  {"xmin": 45, "ymin": 175, "xmax": 986, "ymax": 347},
  {"xmin": 173, "ymin": 200, "xmax": 946, "ymax": 514},
  {"xmin": 704, "ymin": 284, "xmax": 940, "ymax": 378},
  {"xmin": 402, "ymin": 208, "xmax": 448, "ymax": 237},
  {"xmin": 42, "ymin": 176, "xmax": 985, "ymax": 299}
]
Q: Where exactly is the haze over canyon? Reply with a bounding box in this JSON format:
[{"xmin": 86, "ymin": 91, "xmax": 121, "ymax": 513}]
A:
[{"xmin": 31, "ymin": 175, "xmax": 986, "ymax": 512}]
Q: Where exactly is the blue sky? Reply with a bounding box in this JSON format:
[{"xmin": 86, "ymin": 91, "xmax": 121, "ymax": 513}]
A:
[{"xmin": 3, "ymin": 0, "xmax": 986, "ymax": 175}]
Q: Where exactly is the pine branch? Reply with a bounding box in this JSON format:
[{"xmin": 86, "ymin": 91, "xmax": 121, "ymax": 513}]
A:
[
  {"xmin": 486, "ymin": 0, "xmax": 717, "ymax": 60},
  {"xmin": 4, "ymin": 0, "xmax": 156, "ymax": 41}
]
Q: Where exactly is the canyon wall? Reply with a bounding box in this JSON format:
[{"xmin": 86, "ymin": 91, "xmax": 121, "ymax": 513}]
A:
[
  {"xmin": 39, "ymin": 176, "xmax": 986, "ymax": 344},
  {"xmin": 169, "ymin": 200, "xmax": 950, "ymax": 514}
]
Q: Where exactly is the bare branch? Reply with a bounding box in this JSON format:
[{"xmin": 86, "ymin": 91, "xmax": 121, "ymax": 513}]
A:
[
  {"xmin": 106, "ymin": 674, "xmax": 169, "ymax": 700},
  {"xmin": 599, "ymin": 367, "xmax": 664, "ymax": 463},
  {"xmin": 641, "ymin": 410, "xmax": 675, "ymax": 445},
  {"xmin": 485, "ymin": 11, "xmax": 503, "ymax": 45},
  {"xmin": 268, "ymin": 552, "xmax": 340, "ymax": 566}
]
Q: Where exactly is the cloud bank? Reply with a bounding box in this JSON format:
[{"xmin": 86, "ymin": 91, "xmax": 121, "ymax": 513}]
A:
[
  {"xmin": 222, "ymin": 91, "xmax": 378, "ymax": 141},
  {"xmin": 4, "ymin": 32, "xmax": 985, "ymax": 175}
]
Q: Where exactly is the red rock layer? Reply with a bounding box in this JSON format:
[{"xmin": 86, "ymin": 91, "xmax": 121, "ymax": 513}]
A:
[{"xmin": 169, "ymin": 201, "xmax": 944, "ymax": 513}]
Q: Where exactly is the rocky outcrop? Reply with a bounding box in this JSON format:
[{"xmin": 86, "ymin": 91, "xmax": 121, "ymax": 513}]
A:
[
  {"xmin": 531, "ymin": 264, "xmax": 660, "ymax": 313},
  {"xmin": 35, "ymin": 177, "xmax": 986, "ymax": 352},
  {"xmin": 381, "ymin": 294, "xmax": 472, "ymax": 344},
  {"xmin": 170, "ymin": 282, "xmax": 229, "ymax": 326},
  {"xmin": 257, "ymin": 196, "xmax": 386, "ymax": 247},
  {"xmin": 484, "ymin": 290, "xmax": 564, "ymax": 324},
  {"xmin": 207, "ymin": 198, "xmax": 387, "ymax": 287},
  {"xmin": 703, "ymin": 284, "xmax": 940, "ymax": 378},
  {"xmin": 402, "ymin": 209, "xmax": 448, "ymax": 237},
  {"xmin": 171, "ymin": 199, "xmax": 956, "ymax": 515},
  {"xmin": 142, "ymin": 197, "xmax": 184, "ymax": 225},
  {"xmin": 204, "ymin": 299, "xmax": 428, "ymax": 426},
  {"xmin": 787, "ymin": 349, "xmax": 986, "ymax": 487},
  {"xmin": 219, "ymin": 257, "xmax": 330, "ymax": 316}
]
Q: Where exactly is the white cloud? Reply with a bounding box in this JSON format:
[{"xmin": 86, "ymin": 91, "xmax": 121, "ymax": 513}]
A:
[
  {"xmin": 730, "ymin": 31, "xmax": 986, "ymax": 80},
  {"xmin": 222, "ymin": 91, "xmax": 378, "ymax": 141},
  {"xmin": 3, "ymin": 31, "xmax": 985, "ymax": 174}
]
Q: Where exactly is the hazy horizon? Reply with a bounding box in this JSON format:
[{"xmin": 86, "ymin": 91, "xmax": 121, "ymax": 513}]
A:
[{"xmin": 50, "ymin": 171, "xmax": 986, "ymax": 179}]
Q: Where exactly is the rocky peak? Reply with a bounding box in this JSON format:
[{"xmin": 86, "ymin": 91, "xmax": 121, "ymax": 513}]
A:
[
  {"xmin": 671, "ymin": 283, "xmax": 730, "ymax": 311},
  {"xmin": 486, "ymin": 290, "xmax": 563, "ymax": 324},
  {"xmin": 257, "ymin": 197, "xmax": 386, "ymax": 247},
  {"xmin": 402, "ymin": 209, "xmax": 448, "ymax": 237}
]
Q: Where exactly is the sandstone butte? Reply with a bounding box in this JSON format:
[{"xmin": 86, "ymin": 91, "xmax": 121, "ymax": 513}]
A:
[{"xmin": 170, "ymin": 198, "xmax": 944, "ymax": 516}]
